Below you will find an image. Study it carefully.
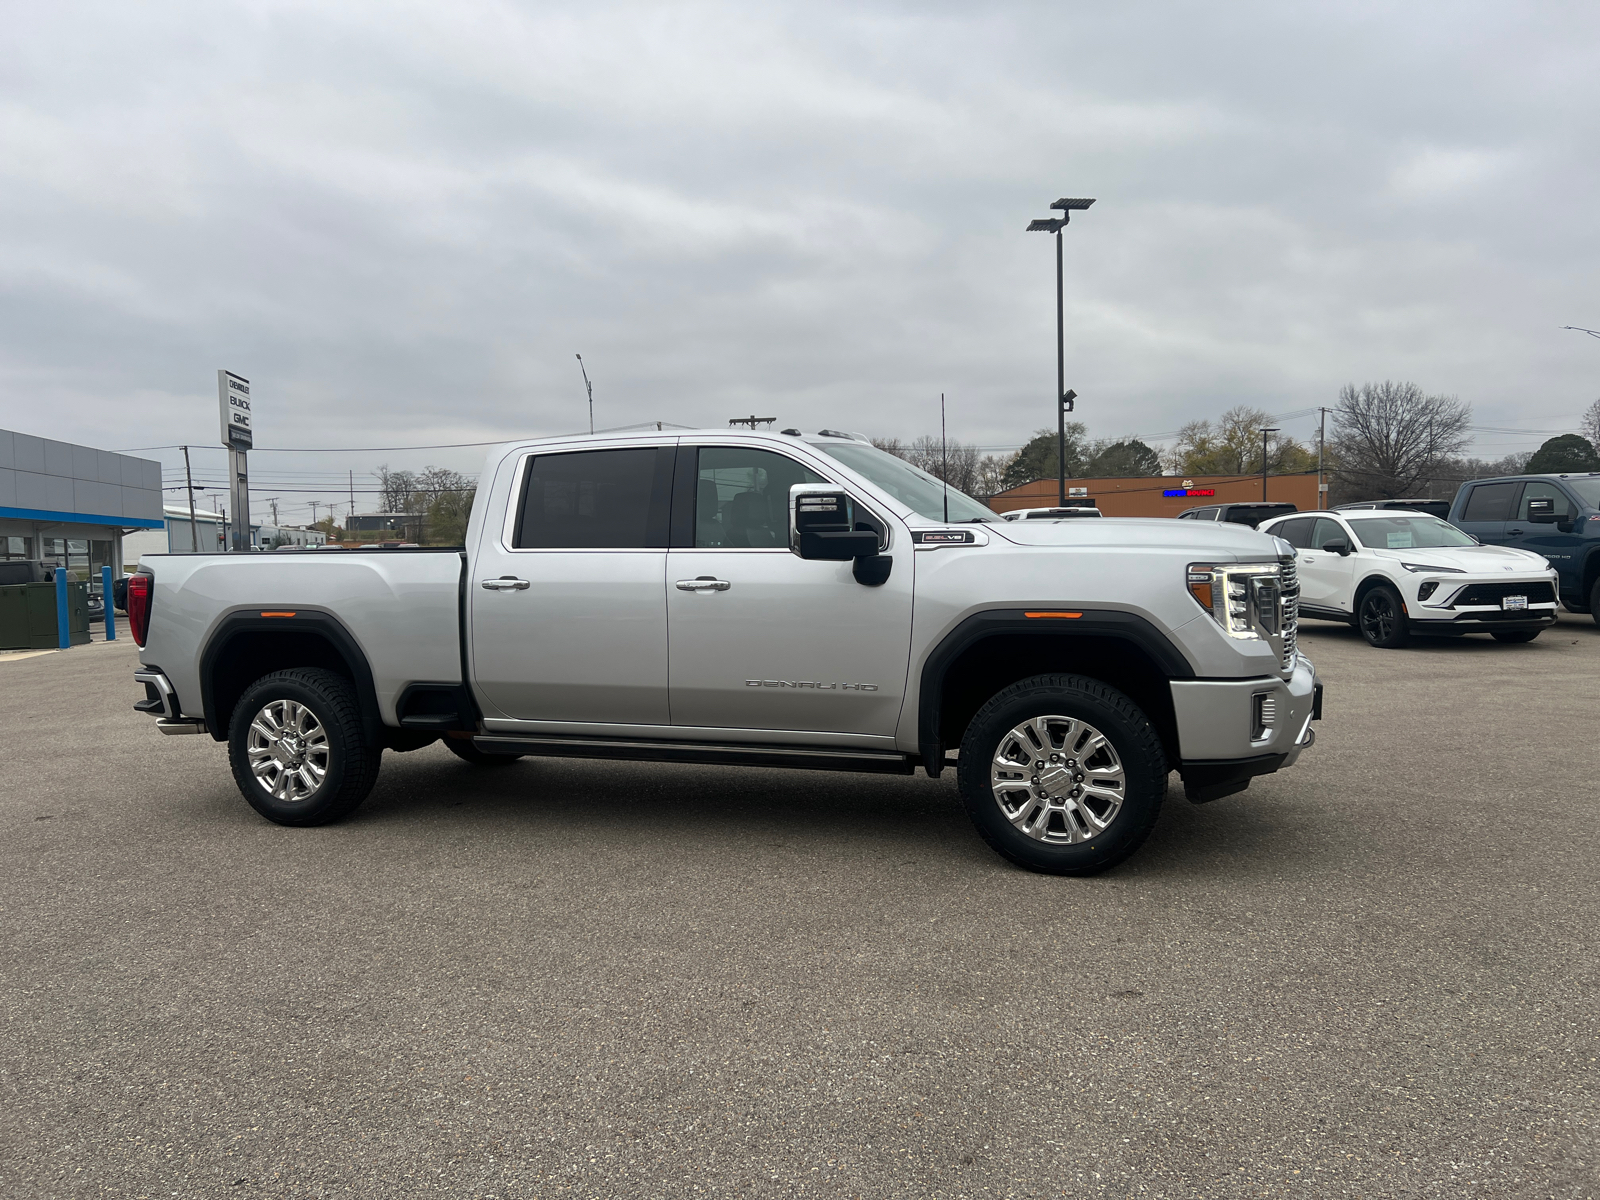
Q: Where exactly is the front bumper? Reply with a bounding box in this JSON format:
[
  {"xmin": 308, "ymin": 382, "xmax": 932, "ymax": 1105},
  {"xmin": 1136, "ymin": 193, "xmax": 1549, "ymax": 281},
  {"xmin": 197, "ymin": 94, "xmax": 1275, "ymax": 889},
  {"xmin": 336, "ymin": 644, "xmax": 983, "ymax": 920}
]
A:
[{"xmin": 1170, "ymin": 654, "xmax": 1320, "ymax": 803}]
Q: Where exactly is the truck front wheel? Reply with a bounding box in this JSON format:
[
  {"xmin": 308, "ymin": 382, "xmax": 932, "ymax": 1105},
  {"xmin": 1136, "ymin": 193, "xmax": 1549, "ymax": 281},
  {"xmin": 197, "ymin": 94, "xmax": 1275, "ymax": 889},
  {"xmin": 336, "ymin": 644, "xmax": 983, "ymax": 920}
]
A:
[
  {"xmin": 228, "ymin": 668, "xmax": 382, "ymax": 826},
  {"xmin": 957, "ymin": 674, "xmax": 1167, "ymax": 876}
]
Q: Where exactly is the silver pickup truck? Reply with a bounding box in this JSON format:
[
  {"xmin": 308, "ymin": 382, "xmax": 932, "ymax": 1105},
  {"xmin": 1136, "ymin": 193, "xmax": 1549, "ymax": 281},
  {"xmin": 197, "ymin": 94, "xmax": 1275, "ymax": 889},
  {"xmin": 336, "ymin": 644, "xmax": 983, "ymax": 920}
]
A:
[{"xmin": 129, "ymin": 428, "xmax": 1321, "ymax": 874}]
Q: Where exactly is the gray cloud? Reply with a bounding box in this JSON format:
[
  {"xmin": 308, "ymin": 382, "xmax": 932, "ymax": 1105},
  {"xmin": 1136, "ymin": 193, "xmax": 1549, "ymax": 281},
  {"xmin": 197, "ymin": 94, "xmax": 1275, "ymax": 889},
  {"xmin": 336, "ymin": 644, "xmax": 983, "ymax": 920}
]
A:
[{"xmin": 3, "ymin": 1, "xmax": 1597, "ymax": 520}]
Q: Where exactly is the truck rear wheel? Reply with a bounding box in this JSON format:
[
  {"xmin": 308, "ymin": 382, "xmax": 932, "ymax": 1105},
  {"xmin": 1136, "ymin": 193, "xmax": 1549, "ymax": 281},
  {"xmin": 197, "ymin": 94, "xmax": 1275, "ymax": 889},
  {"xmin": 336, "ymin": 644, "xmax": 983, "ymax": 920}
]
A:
[
  {"xmin": 228, "ymin": 668, "xmax": 381, "ymax": 827},
  {"xmin": 957, "ymin": 674, "xmax": 1167, "ymax": 876}
]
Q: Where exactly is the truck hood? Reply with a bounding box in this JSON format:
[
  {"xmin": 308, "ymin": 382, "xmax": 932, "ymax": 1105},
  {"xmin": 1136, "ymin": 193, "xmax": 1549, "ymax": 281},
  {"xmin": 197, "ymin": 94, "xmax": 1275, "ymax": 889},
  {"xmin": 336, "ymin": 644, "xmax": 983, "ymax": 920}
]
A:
[
  {"xmin": 986, "ymin": 517, "xmax": 1283, "ymax": 560},
  {"xmin": 1367, "ymin": 544, "xmax": 1550, "ymax": 573}
]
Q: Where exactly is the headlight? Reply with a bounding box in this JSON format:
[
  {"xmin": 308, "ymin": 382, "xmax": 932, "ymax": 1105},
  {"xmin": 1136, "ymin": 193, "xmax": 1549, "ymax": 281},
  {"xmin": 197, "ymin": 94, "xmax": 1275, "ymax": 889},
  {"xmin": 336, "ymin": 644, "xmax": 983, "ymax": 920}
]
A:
[
  {"xmin": 1187, "ymin": 562, "xmax": 1282, "ymax": 639},
  {"xmin": 1400, "ymin": 562, "xmax": 1465, "ymax": 574}
]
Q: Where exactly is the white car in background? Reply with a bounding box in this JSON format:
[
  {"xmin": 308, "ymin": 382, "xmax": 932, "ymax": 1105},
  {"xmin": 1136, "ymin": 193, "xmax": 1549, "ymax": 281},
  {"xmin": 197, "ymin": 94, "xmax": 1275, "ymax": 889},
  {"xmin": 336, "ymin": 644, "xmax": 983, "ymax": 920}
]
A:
[{"xmin": 1258, "ymin": 509, "xmax": 1559, "ymax": 648}]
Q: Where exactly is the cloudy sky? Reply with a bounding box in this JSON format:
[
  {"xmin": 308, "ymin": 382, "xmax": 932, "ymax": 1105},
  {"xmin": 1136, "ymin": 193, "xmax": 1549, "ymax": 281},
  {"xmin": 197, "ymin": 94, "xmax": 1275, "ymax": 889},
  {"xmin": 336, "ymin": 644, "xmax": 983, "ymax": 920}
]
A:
[{"xmin": 3, "ymin": 1, "xmax": 1598, "ymax": 521}]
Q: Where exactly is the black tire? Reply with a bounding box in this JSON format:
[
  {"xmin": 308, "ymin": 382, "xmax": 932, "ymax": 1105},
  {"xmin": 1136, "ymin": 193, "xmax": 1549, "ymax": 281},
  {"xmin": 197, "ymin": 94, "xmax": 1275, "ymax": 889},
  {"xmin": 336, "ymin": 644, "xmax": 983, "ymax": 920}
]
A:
[
  {"xmin": 957, "ymin": 674, "xmax": 1167, "ymax": 876},
  {"xmin": 443, "ymin": 737, "xmax": 523, "ymax": 766},
  {"xmin": 1491, "ymin": 630, "xmax": 1540, "ymax": 644},
  {"xmin": 1591, "ymin": 578, "xmax": 1600, "ymax": 627},
  {"xmin": 228, "ymin": 668, "xmax": 381, "ymax": 827},
  {"xmin": 1358, "ymin": 584, "xmax": 1410, "ymax": 648}
]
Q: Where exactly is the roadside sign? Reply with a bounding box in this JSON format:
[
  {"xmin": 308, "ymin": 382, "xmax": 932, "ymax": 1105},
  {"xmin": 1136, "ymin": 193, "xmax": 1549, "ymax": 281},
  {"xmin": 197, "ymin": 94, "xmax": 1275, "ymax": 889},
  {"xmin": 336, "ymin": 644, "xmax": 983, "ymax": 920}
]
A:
[{"xmin": 218, "ymin": 370, "xmax": 253, "ymax": 449}]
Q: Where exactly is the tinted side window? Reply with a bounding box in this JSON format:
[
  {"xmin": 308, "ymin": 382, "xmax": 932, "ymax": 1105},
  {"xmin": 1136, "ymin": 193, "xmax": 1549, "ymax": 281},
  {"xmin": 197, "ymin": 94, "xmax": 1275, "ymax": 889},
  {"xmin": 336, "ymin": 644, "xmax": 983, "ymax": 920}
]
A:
[
  {"xmin": 514, "ymin": 447, "xmax": 670, "ymax": 549},
  {"xmin": 1461, "ymin": 482, "xmax": 1518, "ymax": 522},
  {"xmin": 1275, "ymin": 517, "xmax": 1313, "ymax": 549},
  {"xmin": 694, "ymin": 447, "xmax": 824, "ymax": 548},
  {"xmin": 1516, "ymin": 482, "xmax": 1573, "ymax": 521}
]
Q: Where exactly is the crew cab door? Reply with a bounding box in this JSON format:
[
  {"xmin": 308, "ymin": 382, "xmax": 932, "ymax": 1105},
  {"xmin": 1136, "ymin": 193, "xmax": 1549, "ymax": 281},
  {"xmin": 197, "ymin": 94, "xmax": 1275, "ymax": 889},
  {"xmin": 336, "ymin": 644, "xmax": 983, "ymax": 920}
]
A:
[
  {"xmin": 1505, "ymin": 481, "xmax": 1582, "ymax": 590},
  {"xmin": 1455, "ymin": 481, "xmax": 1518, "ymax": 545},
  {"xmin": 470, "ymin": 445, "xmax": 674, "ymax": 725},
  {"xmin": 665, "ymin": 444, "xmax": 914, "ymax": 738}
]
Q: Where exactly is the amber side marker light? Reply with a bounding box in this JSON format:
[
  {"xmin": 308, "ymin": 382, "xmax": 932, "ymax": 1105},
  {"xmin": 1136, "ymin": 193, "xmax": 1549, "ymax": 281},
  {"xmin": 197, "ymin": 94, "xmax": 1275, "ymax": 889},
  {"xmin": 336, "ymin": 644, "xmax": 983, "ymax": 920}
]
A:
[
  {"xmin": 1024, "ymin": 611, "xmax": 1083, "ymax": 619},
  {"xmin": 260, "ymin": 611, "xmax": 297, "ymax": 618}
]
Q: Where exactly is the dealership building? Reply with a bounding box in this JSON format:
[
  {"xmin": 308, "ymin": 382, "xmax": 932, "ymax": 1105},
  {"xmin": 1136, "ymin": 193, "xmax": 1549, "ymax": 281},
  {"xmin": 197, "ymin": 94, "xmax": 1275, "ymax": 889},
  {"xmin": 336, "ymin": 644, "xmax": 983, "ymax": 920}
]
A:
[
  {"xmin": 988, "ymin": 472, "xmax": 1321, "ymax": 518},
  {"xmin": 0, "ymin": 427, "xmax": 164, "ymax": 582}
]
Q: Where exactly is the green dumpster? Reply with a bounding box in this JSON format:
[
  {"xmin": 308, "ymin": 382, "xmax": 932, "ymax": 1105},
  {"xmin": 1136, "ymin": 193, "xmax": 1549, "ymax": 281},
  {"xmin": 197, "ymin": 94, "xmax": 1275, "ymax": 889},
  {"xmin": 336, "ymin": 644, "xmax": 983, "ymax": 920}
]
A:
[{"xmin": 0, "ymin": 581, "xmax": 90, "ymax": 650}]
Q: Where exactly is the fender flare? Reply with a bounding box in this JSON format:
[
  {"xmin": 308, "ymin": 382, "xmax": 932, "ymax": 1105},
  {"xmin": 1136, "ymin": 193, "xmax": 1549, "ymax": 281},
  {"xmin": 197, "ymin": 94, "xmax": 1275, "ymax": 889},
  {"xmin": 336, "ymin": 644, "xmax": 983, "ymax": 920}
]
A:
[
  {"xmin": 197, "ymin": 609, "xmax": 382, "ymax": 742},
  {"xmin": 916, "ymin": 608, "xmax": 1196, "ymax": 772}
]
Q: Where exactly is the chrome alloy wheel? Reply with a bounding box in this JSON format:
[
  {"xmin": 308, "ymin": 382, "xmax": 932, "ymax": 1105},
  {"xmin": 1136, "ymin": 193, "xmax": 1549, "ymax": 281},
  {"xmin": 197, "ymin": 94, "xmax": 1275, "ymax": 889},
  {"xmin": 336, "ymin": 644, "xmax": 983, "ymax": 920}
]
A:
[
  {"xmin": 246, "ymin": 699, "xmax": 331, "ymax": 803},
  {"xmin": 989, "ymin": 715, "xmax": 1127, "ymax": 844}
]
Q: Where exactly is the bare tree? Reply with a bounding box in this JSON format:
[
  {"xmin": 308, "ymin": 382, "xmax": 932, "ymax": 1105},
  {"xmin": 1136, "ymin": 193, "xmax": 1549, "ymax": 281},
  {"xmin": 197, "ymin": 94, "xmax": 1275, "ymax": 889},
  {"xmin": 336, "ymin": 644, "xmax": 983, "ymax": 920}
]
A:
[
  {"xmin": 1581, "ymin": 398, "xmax": 1600, "ymax": 448},
  {"xmin": 373, "ymin": 465, "xmax": 419, "ymax": 513},
  {"xmin": 1330, "ymin": 381, "xmax": 1471, "ymax": 499},
  {"xmin": 411, "ymin": 465, "xmax": 471, "ymax": 508},
  {"xmin": 869, "ymin": 437, "xmax": 906, "ymax": 458}
]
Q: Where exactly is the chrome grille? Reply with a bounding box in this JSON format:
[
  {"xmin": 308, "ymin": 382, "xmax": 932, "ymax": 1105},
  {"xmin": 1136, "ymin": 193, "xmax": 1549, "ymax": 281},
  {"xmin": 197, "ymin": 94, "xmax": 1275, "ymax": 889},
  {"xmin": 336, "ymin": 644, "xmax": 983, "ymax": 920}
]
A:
[{"xmin": 1279, "ymin": 556, "xmax": 1299, "ymax": 669}]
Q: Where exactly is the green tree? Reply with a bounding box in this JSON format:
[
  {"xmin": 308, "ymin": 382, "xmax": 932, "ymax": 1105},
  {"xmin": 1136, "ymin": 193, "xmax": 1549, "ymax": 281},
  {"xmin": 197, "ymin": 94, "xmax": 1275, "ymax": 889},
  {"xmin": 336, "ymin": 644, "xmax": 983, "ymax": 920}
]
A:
[
  {"xmin": 999, "ymin": 424, "xmax": 1091, "ymax": 491},
  {"xmin": 425, "ymin": 489, "xmax": 475, "ymax": 545},
  {"xmin": 1084, "ymin": 439, "xmax": 1162, "ymax": 477},
  {"xmin": 1525, "ymin": 434, "xmax": 1600, "ymax": 474}
]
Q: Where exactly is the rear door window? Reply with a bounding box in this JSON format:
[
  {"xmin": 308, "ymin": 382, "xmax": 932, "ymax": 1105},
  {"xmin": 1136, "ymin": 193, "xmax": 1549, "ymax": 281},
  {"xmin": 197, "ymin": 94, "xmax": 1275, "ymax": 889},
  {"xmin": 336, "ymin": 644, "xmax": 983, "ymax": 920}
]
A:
[
  {"xmin": 1461, "ymin": 482, "xmax": 1519, "ymax": 522},
  {"xmin": 1275, "ymin": 517, "xmax": 1313, "ymax": 548},
  {"xmin": 513, "ymin": 447, "xmax": 673, "ymax": 549}
]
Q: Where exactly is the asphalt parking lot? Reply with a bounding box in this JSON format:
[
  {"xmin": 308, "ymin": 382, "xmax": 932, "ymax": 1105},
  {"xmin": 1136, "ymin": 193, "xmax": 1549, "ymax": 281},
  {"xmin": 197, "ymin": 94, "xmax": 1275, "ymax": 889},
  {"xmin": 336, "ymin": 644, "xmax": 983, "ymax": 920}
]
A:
[{"xmin": 2, "ymin": 616, "xmax": 1597, "ymax": 1199}]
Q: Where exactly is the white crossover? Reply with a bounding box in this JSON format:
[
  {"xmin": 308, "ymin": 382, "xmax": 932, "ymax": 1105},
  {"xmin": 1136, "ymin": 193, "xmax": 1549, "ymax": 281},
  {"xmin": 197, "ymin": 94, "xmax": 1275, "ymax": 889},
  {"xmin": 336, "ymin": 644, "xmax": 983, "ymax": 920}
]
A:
[{"xmin": 1258, "ymin": 508, "xmax": 1559, "ymax": 648}]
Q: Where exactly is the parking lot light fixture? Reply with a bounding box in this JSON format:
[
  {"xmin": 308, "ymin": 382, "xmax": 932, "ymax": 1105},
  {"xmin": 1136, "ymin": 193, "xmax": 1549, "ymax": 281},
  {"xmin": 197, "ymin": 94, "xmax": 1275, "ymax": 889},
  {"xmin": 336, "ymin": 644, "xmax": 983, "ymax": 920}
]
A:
[{"xmin": 1028, "ymin": 196, "xmax": 1096, "ymax": 506}]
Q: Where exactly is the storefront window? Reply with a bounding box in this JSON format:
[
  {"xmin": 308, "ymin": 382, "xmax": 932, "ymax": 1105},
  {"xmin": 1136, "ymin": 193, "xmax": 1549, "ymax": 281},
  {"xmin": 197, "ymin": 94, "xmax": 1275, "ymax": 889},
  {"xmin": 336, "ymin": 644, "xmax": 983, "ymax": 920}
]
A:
[{"xmin": 2, "ymin": 536, "xmax": 33, "ymax": 559}]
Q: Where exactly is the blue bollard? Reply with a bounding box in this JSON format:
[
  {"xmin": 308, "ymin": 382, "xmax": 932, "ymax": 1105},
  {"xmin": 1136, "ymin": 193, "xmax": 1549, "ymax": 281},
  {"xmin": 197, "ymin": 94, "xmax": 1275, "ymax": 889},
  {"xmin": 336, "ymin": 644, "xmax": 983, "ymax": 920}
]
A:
[
  {"xmin": 55, "ymin": 566, "xmax": 70, "ymax": 650},
  {"xmin": 102, "ymin": 564, "xmax": 116, "ymax": 641}
]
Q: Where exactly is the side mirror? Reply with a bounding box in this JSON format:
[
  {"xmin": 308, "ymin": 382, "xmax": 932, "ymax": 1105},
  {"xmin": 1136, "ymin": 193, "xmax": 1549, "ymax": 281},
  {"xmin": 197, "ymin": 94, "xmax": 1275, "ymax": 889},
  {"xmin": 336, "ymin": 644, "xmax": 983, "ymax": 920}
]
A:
[
  {"xmin": 1527, "ymin": 497, "xmax": 1559, "ymax": 524},
  {"xmin": 790, "ymin": 485, "xmax": 876, "ymax": 560},
  {"xmin": 790, "ymin": 483, "xmax": 892, "ymax": 585},
  {"xmin": 1322, "ymin": 539, "xmax": 1351, "ymax": 556}
]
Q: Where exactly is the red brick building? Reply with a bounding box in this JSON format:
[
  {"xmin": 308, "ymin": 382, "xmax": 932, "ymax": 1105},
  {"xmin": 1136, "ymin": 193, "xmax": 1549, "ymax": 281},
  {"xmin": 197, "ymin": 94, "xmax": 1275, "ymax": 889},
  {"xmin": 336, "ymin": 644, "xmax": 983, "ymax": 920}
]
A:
[{"xmin": 988, "ymin": 473, "xmax": 1321, "ymax": 518}]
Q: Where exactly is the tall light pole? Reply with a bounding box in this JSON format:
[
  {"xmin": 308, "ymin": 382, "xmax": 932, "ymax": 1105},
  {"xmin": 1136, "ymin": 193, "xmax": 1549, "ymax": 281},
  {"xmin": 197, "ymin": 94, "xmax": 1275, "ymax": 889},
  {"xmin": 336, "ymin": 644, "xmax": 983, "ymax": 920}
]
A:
[
  {"xmin": 1028, "ymin": 197, "xmax": 1096, "ymax": 506},
  {"xmin": 1562, "ymin": 326, "xmax": 1600, "ymax": 340},
  {"xmin": 576, "ymin": 354, "xmax": 595, "ymax": 434},
  {"xmin": 1260, "ymin": 427, "xmax": 1279, "ymax": 501}
]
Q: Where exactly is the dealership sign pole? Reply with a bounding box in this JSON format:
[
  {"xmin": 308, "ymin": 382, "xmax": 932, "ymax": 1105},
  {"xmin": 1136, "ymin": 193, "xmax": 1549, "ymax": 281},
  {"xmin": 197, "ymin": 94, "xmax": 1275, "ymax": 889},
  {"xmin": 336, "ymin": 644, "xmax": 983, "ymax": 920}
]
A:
[{"xmin": 218, "ymin": 370, "xmax": 253, "ymax": 552}]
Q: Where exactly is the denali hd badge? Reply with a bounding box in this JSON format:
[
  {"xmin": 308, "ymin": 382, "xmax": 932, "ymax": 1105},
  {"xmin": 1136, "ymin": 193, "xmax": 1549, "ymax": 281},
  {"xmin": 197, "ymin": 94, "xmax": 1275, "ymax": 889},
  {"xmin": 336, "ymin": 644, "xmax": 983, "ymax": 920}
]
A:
[{"xmin": 745, "ymin": 680, "xmax": 879, "ymax": 691}]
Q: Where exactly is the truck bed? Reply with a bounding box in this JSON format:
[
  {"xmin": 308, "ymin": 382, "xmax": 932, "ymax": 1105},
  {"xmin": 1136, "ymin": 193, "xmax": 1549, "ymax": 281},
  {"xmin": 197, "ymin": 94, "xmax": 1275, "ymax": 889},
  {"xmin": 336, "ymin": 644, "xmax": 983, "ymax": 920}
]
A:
[{"xmin": 138, "ymin": 549, "xmax": 465, "ymax": 726}]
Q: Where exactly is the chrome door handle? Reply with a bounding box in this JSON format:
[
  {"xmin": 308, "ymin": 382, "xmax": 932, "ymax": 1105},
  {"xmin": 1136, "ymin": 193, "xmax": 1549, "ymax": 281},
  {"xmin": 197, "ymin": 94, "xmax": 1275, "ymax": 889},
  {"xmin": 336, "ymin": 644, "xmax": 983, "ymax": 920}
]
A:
[
  {"xmin": 675, "ymin": 577, "xmax": 731, "ymax": 592},
  {"xmin": 480, "ymin": 577, "xmax": 531, "ymax": 591}
]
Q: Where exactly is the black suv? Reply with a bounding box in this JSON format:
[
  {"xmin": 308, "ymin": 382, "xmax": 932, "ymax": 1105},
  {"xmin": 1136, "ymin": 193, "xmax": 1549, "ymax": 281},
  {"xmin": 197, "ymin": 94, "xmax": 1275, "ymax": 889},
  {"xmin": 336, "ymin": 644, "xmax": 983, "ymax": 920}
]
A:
[
  {"xmin": 1176, "ymin": 501, "xmax": 1297, "ymax": 529},
  {"xmin": 1449, "ymin": 473, "xmax": 1600, "ymax": 621},
  {"xmin": 1337, "ymin": 498, "xmax": 1451, "ymax": 519}
]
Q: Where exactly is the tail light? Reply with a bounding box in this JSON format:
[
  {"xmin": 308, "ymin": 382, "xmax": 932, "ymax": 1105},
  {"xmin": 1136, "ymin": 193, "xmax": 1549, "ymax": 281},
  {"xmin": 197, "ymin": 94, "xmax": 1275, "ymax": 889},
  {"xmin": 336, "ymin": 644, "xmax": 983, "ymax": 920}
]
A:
[{"xmin": 127, "ymin": 573, "xmax": 152, "ymax": 646}]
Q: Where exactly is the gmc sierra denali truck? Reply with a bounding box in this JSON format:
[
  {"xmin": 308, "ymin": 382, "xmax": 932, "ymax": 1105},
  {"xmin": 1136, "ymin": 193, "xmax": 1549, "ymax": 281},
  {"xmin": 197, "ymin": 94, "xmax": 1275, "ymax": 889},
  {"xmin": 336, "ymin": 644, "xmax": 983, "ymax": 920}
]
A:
[{"xmin": 129, "ymin": 428, "xmax": 1321, "ymax": 875}]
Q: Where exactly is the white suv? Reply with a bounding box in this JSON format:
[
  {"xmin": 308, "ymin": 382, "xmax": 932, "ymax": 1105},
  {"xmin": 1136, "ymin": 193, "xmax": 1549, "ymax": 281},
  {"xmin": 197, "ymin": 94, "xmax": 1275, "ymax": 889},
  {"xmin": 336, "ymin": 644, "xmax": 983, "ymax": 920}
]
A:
[{"xmin": 1258, "ymin": 509, "xmax": 1559, "ymax": 648}]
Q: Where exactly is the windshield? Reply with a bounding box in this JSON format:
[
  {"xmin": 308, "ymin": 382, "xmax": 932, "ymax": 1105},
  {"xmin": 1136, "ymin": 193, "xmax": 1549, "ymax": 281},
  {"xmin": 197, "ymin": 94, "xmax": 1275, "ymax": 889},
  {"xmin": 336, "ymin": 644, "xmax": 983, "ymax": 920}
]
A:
[
  {"xmin": 807, "ymin": 442, "xmax": 997, "ymax": 523},
  {"xmin": 1565, "ymin": 478, "xmax": 1600, "ymax": 508},
  {"xmin": 1348, "ymin": 516, "xmax": 1476, "ymax": 550}
]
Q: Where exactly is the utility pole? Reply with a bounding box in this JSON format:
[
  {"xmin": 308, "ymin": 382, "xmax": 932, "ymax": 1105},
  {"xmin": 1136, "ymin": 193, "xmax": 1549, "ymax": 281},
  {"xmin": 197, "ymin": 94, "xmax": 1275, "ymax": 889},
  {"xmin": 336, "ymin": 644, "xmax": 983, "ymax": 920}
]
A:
[
  {"xmin": 1317, "ymin": 407, "xmax": 1331, "ymax": 509},
  {"xmin": 349, "ymin": 470, "xmax": 355, "ymax": 522},
  {"xmin": 1260, "ymin": 427, "xmax": 1279, "ymax": 501},
  {"xmin": 266, "ymin": 497, "xmax": 279, "ymax": 525},
  {"xmin": 310, "ymin": 500, "xmax": 319, "ymax": 526},
  {"xmin": 577, "ymin": 354, "xmax": 594, "ymax": 435},
  {"xmin": 1027, "ymin": 197, "xmax": 1096, "ymax": 507},
  {"xmin": 181, "ymin": 445, "xmax": 200, "ymax": 554}
]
